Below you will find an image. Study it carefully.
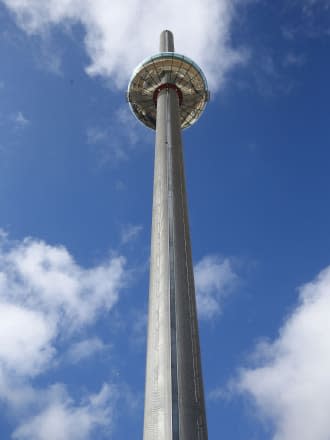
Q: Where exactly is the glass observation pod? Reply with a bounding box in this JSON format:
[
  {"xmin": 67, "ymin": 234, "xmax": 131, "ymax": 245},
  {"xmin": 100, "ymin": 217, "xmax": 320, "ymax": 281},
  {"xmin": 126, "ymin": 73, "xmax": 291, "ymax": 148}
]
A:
[{"xmin": 127, "ymin": 52, "xmax": 209, "ymax": 130}]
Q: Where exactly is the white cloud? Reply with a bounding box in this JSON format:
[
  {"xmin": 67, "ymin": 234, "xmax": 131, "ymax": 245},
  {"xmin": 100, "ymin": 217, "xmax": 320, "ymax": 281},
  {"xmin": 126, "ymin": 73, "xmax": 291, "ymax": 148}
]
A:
[
  {"xmin": 0, "ymin": 372, "xmax": 38, "ymax": 411},
  {"xmin": 0, "ymin": 302, "xmax": 55, "ymax": 377},
  {"xmin": 121, "ymin": 224, "xmax": 143, "ymax": 245},
  {"xmin": 2, "ymin": 0, "xmax": 246, "ymax": 90},
  {"xmin": 194, "ymin": 255, "xmax": 237, "ymax": 319},
  {"xmin": 236, "ymin": 265, "xmax": 330, "ymax": 440},
  {"xmin": 13, "ymin": 383, "xmax": 115, "ymax": 440},
  {"xmin": 0, "ymin": 232, "xmax": 128, "ymax": 436},
  {"xmin": 2, "ymin": 237, "xmax": 126, "ymax": 328}
]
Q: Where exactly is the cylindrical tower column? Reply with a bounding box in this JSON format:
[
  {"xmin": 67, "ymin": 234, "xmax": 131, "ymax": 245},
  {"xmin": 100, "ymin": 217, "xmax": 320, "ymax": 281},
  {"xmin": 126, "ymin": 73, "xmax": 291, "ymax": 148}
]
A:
[{"xmin": 143, "ymin": 30, "xmax": 208, "ymax": 440}]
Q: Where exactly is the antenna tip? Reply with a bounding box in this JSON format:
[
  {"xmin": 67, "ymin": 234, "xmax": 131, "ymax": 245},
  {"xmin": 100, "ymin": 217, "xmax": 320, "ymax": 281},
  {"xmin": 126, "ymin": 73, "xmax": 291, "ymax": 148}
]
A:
[{"xmin": 160, "ymin": 30, "xmax": 174, "ymax": 52}]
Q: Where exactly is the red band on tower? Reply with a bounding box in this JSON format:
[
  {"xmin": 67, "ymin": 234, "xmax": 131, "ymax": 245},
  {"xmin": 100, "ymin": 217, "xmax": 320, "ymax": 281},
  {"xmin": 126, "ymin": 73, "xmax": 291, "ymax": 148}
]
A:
[{"xmin": 153, "ymin": 83, "xmax": 183, "ymax": 106}]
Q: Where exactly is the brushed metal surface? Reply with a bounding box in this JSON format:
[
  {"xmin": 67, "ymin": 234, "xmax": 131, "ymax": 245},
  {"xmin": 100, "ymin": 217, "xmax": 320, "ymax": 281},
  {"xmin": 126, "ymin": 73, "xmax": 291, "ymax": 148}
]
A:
[{"xmin": 143, "ymin": 30, "xmax": 208, "ymax": 440}]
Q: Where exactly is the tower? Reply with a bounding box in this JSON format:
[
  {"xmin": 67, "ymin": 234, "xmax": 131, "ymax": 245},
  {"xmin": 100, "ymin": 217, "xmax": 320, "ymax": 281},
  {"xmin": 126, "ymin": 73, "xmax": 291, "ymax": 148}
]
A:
[{"xmin": 128, "ymin": 30, "xmax": 209, "ymax": 440}]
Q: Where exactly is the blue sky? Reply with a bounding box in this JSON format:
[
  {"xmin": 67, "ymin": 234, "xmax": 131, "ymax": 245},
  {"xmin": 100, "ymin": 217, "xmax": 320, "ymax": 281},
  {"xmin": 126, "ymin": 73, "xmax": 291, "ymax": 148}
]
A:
[{"xmin": 0, "ymin": 0, "xmax": 330, "ymax": 439}]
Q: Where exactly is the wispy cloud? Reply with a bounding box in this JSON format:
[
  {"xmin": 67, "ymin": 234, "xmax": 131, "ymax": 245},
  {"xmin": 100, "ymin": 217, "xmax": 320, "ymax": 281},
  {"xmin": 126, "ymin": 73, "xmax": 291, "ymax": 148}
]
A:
[
  {"xmin": 281, "ymin": 1, "xmax": 330, "ymax": 40},
  {"xmin": 129, "ymin": 310, "xmax": 147, "ymax": 351},
  {"xmin": 87, "ymin": 106, "xmax": 147, "ymax": 166},
  {"xmin": 65, "ymin": 337, "xmax": 109, "ymax": 364},
  {"xmin": 283, "ymin": 52, "xmax": 306, "ymax": 67},
  {"xmin": 36, "ymin": 39, "xmax": 63, "ymax": 76},
  {"xmin": 194, "ymin": 255, "xmax": 238, "ymax": 319},
  {"xmin": 120, "ymin": 224, "xmax": 143, "ymax": 245},
  {"xmin": 115, "ymin": 180, "xmax": 126, "ymax": 192},
  {"xmin": 1, "ymin": 0, "xmax": 247, "ymax": 90},
  {"xmin": 14, "ymin": 111, "xmax": 30, "ymax": 127},
  {"xmin": 234, "ymin": 265, "xmax": 330, "ymax": 440},
  {"xmin": 302, "ymin": 0, "xmax": 330, "ymax": 13}
]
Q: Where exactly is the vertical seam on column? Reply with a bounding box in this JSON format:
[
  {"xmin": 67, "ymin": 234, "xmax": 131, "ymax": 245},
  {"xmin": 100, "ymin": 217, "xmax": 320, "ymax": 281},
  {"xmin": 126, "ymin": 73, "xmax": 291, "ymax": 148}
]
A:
[
  {"xmin": 179, "ymin": 153, "xmax": 198, "ymax": 398},
  {"xmin": 155, "ymin": 140, "xmax": 161, "ymax": 438},
  {"xmin": 153, "ymin": 129, "xmax": 161, "ymax": 438},
  {"xmin": 179, "ymin": 143, "xmax": 206, "ymax": 439},
  {"xmin": 166, "ymin": 88, "xmax": 180, "ymax": 440}
]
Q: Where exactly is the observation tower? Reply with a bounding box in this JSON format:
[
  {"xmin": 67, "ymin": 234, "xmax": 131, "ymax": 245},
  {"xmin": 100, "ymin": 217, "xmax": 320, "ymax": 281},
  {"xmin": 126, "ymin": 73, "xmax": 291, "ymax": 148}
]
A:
[{"xmin": 127, "ymin": 30, "xmax": 209, "ymax": 440}]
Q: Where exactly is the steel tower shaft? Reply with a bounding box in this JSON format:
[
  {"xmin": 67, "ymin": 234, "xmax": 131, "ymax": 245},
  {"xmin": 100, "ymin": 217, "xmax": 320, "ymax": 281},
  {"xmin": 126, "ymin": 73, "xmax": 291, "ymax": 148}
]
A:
[{"xmin": 143, "ymin": 31, "xmax": 208, "ymax": 440}]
